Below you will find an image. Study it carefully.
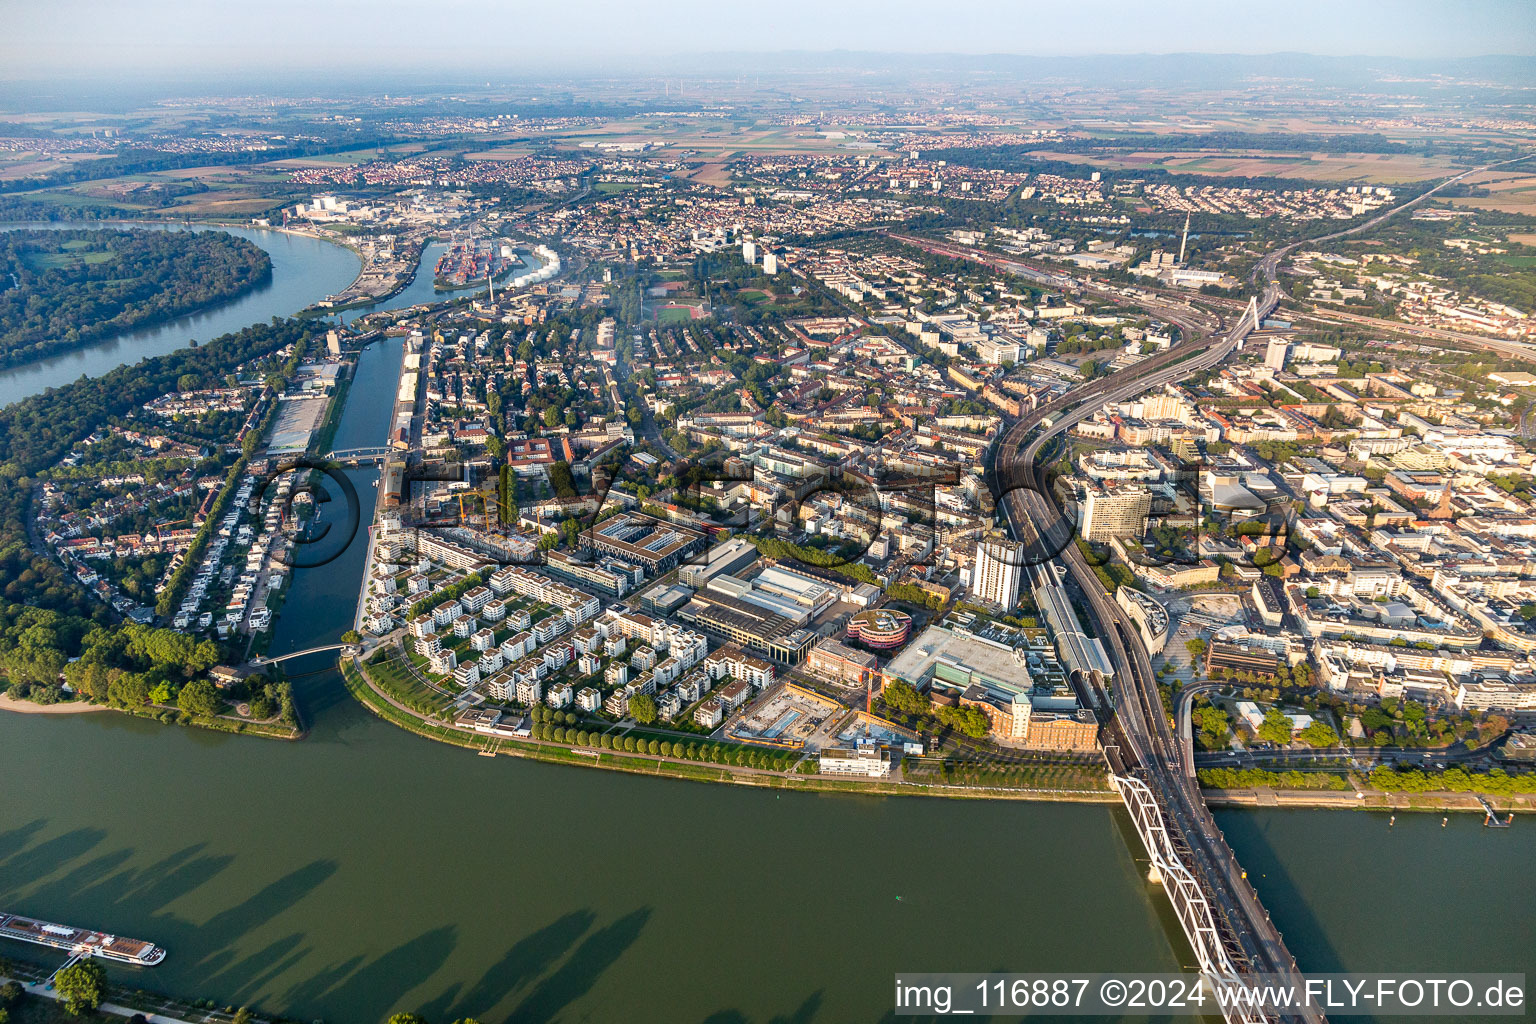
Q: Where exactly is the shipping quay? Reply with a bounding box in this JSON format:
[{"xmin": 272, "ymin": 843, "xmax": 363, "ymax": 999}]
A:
[{"xmin": 0, "ymin": 910, "xmax": 166, "ymax": 966}]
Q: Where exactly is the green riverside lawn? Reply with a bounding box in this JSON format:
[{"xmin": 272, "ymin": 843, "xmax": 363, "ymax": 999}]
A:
[
  {"xmin": 343, "ymin": 656, "xmax": 1535, "ymax": 810},
  {"xmin": 340, "ymin": 656, "xmax": 1118, "ymax": 802}
]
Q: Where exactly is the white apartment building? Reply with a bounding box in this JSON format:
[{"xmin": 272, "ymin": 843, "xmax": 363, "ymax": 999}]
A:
[{"xmin": 973, "ymin": 536, "xmax": 1023, "ymax": 609}]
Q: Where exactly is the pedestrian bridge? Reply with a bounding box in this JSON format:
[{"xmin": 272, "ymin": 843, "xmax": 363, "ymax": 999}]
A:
[
  {"xmin": 322, "ymin": 446, "xmax": 395, "ymax": 466},
  {"xmin": 250, "ymin": 642, "xmax": 355, "ymax": 667}
]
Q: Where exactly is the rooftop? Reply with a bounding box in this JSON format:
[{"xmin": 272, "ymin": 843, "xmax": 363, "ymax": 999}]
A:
[{"xmin": 884, "ymin": 625, "xmax": 1032, "ymax": 702}]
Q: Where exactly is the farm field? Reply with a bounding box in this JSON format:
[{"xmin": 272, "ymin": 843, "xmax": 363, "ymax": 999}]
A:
[
  {"xmin": 686, "ymin": 160, "xmax": 735, "ymax": 186},
  {"xmin": 1026, "ymin": 148, "xmax": 1466, "ymax": 184},
  {"xmin": 1450, "ymin": 170, "xmax": 1536, "ymax": 214},
  {"xmin": 0, "ymin": 150, "xmax": 117, "ymax": 181},
  {"xmin": 462, "ymin": 145, "xmax": 539, "ymax": 160}
]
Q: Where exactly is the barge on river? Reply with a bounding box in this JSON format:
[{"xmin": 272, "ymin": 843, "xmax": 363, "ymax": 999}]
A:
[{"xmin": 0, "ymin": 911, "xmax": 166, "ymax": 965}]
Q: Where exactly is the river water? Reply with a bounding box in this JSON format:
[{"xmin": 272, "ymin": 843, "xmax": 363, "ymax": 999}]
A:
[
  {"xmin": 0, "ymin": 227, "xmax": 543, "ymax": 405},
  {"xmin": 0, "ymin": 230, "xmax": 1532, "ymax": 1024},
  {"xmin": 367, "ymin": 242, "xmax": 541, "ymax": 314},
  {"xmin": 0, "ymin": 340, "xmax": 1189, "ymax": 1021},
  {"xmin": 0, "ymin": 224, "xmax": 361, "ymax": 407}
]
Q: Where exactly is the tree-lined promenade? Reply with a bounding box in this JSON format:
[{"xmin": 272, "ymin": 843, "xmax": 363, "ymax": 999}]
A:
[
  {"xmin": 341, "ymin": 653, "xmax": 1116, "ymax": 802},
  {"xmin": 342, "ymin": 648, "xmax": 1532, "ymax": 810}
]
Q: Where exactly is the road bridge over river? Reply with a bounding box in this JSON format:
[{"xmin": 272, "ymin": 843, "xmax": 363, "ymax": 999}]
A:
[
  {"xmin": 949, "ymin": 167, "xmax": 1498, "ymax": 1020},
  {"xmin": 321, "ymin": 446, "xmax": 395, "ymax": 467},
  {"xmin": 990, "ymin": 288, "xmax": 1311, "ymax": 1024}
]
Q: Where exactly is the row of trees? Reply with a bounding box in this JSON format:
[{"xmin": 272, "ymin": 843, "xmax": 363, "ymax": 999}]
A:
[
  {"xmin": 532, "ymin": 722, "xmax": 800, "ymax": 771},
  {"xmin": 1197, "ymin": 767, "xmax": 1350, "ymax": 791},
  {"xmin": 1368, "ymin": 766, "xmax": 1536, "ymax": 796}
]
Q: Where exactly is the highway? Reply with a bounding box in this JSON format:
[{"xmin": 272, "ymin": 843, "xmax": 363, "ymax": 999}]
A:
[
  {"xmin": 1195, "ymin": 745, "xmax": 1488, "ymax": 770},
  {"xmin": 891, "ymin": 166, "xmax": 1529, "ymax": 1022},
  {"xmin": 1176, "ymin": 682, "xmax": 1224, "ymax": 778},
  {"xmin": 1240, "ymin": 154, "xmax": 1536, "ymax": 359},
  {"xmin": 973, "ymin": 169, "xmax": 1524, "ymax": 1020},
  {"xmin": 992, "ymin": 286, "xmax": 1323, "ymax": 1024},
  {"xmin": 1247, "ymin": 154, "xmax": 1531, "ymax": 287}
]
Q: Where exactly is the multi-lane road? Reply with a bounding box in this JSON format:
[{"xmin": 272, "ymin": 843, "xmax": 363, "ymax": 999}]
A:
[
  {"xmin": 891, "ymin": 166, "xmax": 1534, "ymax": 1020},
  {"xmin": 992, "ymin": 287, "xmax": 1324, "ymax": 1022}
]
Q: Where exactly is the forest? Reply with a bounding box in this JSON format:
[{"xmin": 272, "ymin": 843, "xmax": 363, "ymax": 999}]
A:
[{"xmin": 0, "ymin": 228, "xmax": 271, "ymax": 367}]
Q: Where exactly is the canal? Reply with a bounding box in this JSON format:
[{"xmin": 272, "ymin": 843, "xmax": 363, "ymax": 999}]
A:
[{"xmin": 0, "ymin": 237, "xmax": 1531, "ymax": 1024}]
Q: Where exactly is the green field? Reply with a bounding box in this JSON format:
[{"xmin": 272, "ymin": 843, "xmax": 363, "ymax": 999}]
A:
[
  {"xmin": 365, "ymin": 649, "xmax": 456, "ymax": 716},
  {"xmin": 22, "ymin": 240, "xmax": 117, "ymax": 269},
  {"xmin": 657, "ymin": 306, "xmax": 695, "ymax": 324},
  {"xmin": 594, "ymin": 181, "xmax": 642, "ymax": 193},
  {"xmin": 25, "ymin": 188, "xmax": 150, "ymax": 210}
]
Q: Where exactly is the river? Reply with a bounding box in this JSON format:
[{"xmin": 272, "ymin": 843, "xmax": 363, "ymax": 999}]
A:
[
  {"xmin": 0, "ymin": 238, "xmax": 1532, "ymax": 1024},
  {"xmin": 0, "ymin": 224, "xmax": 361, "ymax": 407},
  {"xmin": 0, "ymin": 338, "xmax": 1183, "ymax": 1021},
  {"xmin": 0, "ymin": 227, "xmax": 545, "ymax": 405}
]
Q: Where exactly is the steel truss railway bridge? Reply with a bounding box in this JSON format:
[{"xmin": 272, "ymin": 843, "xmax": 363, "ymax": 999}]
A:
[
  {"xmin": 989, "ymin": 289, "xmax": 1318, "ymax": 1024},
  {"xmin": 906, "ymin": 169, "xmax": 1511, "ymax": 1022}
]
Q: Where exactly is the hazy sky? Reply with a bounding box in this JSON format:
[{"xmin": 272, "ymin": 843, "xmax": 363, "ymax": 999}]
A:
[{"xmin": 6, "ymin": 0, "xmax": 1535, "ymax": 79}]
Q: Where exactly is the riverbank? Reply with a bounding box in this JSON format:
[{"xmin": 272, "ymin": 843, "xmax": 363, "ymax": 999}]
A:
[
  {"xmin": 0, "ymin": 693, "xmax": 107, "ymax": 716},
  {"xmin": 340, "ymin": 655, "xmax": 1119, "ymax": 803},
  {"xmin": 0, "ymin": 693, "xmax": 302, "ymax": 740},
  {"xmin": 297, "ymin": 229, "xmax": 426, "ymax": 313},
  {"xmin": 1205, "ymin": 786, "xmax": 1536, "ymax": 813},
  {"xmin": 0, "ymin": 226, "xmax": 273, "ymax": 370},
  {"xmin": 0, "ymin": 222, "xmax": 358, "ymax": 408},
  {"xmin": 1, "ymin": 957, "xmax": 291, "ymax": 1024},
  {"xmin": 342, "ymin": 650, "xmax": 1536, "ymax": 812}
]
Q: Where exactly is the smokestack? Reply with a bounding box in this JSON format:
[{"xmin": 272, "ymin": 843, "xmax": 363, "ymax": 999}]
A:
[{"xmin": 1178, "ymin": 214, "xmax": 1190, "ymax": 265}]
